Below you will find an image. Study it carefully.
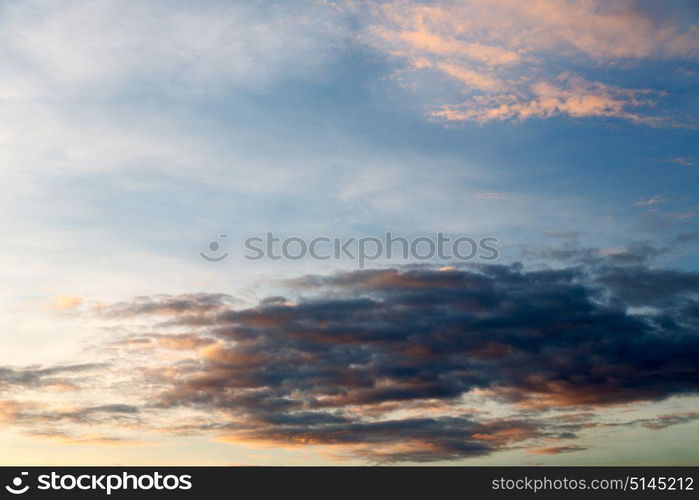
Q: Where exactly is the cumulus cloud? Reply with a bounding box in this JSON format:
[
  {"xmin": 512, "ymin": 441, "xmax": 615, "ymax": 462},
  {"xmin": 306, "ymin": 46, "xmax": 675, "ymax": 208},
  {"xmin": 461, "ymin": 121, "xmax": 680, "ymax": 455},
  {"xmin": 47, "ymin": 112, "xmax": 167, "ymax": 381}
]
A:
[{"xmin": 362, "ymin": 0, "xmax": 699, "ymax": 124}]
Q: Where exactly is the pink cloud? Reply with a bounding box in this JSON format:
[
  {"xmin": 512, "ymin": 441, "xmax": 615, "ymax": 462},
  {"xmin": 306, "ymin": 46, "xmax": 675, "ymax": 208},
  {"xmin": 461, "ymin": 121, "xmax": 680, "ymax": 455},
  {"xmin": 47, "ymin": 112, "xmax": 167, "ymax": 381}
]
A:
[
  {"xmin": 432, "ymin": 73, "xmax": 662, "ymax": 123},
  {"xmin": 362, "ymin": 0, "xmax": 698, "ymax": 125}
]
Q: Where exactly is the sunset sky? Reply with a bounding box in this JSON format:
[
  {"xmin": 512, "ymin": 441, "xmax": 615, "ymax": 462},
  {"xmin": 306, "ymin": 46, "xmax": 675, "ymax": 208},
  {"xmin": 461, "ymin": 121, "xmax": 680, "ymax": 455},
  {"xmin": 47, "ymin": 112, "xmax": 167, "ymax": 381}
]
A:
[{"xmin": 1, "ymin": 0, "xmax": 698, "ymax": 465}]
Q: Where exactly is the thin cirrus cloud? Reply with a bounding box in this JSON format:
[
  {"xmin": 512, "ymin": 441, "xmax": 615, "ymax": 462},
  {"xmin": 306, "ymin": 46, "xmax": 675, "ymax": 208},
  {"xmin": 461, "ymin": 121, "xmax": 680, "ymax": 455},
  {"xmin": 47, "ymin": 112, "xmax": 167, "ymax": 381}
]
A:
[
  {"xmin": 636, "ymin": 195, "xmax": 665, "ymax": 207},
  {"xmin": 0, "ymin": 0, "xmax": 345, "ymax": 98},
  {"xmin": 362, "ymin": 0, "xmax": 699, "ymax": 124}
]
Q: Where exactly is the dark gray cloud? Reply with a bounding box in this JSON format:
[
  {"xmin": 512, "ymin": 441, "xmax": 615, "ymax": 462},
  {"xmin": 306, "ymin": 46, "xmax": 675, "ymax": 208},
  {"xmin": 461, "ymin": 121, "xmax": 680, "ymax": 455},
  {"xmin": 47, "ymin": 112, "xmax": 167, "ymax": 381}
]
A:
[
  {"xmin": 235, "ymin": 416, "xmax": 544, "ymax": 463},
  {"xmin": 608, "ymin": 411, "xmax": 699, "ymax": 431},
  {"xmin": 525, "ymin": 242, "xmax": 670, "ymax": 267},
  {"xmin": 636, "ymin": 411, "xmax": 699, "ymax": 430},
  {"xmin": 597, "ymin": 265, "xmax": 699, "ymax": 306},
  {"xmin": 92, "ymin": 260, "xmax": 699, "ymax": 461},
  {"xmin": 52, "ymin": 404, "xmax": 141, "ymax": 424},
  {"xmin": 0, "ymin": 363, "xmax": 107, "ymax": 391},
  {"xmin": 100, "ymin": 293, "xmax": 237, "ymax": 318},
  {"xmin": 0, "ymin": 399, "xmax": 141, "ymax": 430}
]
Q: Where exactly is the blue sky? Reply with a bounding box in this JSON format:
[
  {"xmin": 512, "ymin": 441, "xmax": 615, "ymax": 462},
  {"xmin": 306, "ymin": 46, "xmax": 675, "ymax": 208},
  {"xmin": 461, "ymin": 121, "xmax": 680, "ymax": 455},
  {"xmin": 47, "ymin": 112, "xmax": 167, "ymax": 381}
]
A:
[{"xmin": 0, "ymin": 0, "xmax": 698, "ymax": 465}]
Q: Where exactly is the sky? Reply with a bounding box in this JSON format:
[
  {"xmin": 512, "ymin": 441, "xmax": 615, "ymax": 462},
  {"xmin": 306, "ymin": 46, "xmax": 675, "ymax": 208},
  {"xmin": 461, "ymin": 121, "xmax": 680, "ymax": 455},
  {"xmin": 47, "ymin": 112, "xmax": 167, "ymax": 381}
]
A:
[{"xmin": 0, "ymin": 0, "xmax": 698, "ymax": 465}]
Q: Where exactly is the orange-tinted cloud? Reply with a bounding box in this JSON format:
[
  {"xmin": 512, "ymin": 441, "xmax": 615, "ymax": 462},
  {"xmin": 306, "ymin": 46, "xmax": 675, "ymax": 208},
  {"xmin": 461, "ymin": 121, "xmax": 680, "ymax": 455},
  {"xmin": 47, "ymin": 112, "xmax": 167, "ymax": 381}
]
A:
[
  {"xmin": 45, "ymin": 295, "xmax": 83, "ymax": 311},
  {"xmin": 530, "ymin": 445, "xmax": 586, "ymax": 455},
  {"xmin": 80, "ymin": 257, "xmax": 699, "ymax": 461},
  {"xmin": 363, "ymin": 0, "xmax": 698, "ymax": 125},
  {"xmin": 5, "ymin": 256, "xmax": 699, "ymax": 463},
  {"xmin": 431, "ymin": 72, "xmax": 663, "ymax": 124}
]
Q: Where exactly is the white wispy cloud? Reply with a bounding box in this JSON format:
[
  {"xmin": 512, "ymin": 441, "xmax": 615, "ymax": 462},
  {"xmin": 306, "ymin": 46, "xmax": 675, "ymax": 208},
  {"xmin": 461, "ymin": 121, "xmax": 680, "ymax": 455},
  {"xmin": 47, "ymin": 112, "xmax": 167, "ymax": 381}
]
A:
[
  {"xmin": 665, "ymin": 157, "xmax": 697, "ymax": 167},
  {"xmin": 0, "ymin": 0, "xmax": 345, "ymax": 99},
  {"xmin": 472, "ymin": 191, "xmax": 510, "ymax": 202},
  {"xmin": 636, "ymin": 194, "xmax": 665, "ymax": 206}
]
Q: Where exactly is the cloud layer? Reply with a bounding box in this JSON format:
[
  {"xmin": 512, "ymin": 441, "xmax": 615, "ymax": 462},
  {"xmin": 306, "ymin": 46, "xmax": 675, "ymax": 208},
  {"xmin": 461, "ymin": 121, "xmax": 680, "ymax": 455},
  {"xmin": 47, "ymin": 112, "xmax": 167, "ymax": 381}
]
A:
[
  {"xmin": 56, "ymin": 256, "xmax": 698, "ymax": 462},
  {"xmin": 363, "ymin": 0, "xmax": 698, "ymax": 124}
]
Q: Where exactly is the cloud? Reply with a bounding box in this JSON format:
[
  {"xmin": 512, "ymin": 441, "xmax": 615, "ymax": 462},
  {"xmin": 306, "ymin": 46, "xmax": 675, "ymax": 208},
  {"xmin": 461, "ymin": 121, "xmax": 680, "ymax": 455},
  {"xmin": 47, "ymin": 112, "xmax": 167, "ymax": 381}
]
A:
[
  {"xmin": 24, "ymin": 430, "xmax": 154, "ymax": 447},
  {"xmin": 0, "ymin": 0, "xmax": 346, "ymax": 98},
  {"xmin": 635, "ymin": 411, "xmax": 699, "ymax": 430},
  {"xmin": 45, "ymin": 295, "xmax": 84, "ymax": 311},
  {"xmin": 53, "ymin": 405, "xmax": 140, "ymax": 424},
  {"xmin": 0, "ymin": 395, "xmax": 145, "ymax": 449},
  {"xmin": 529, "ymin": 445, "xmax": 587, "ymax": 455},
  {"xmin": 0, "ymin": 401, "xmax": 139, "ymax": 426},
  {"xmin": 81, "ymin": 259, "xmax": 699, "ymax": 461},
  {"xmin": 430, "ymin": 72, "xmax": 663, "ymax": 125},
  {"xmin": 596, "ymin": 265, "xmax": 699, "ymax": 306},
  {"xmin": 223, "ymin": 416, "xmax": 547, "ymax": 463},
  {"xmin": 0, "ymin": 363, "xmax": 106, "ymax": 391},
  {"xmin": 2, "ymin": 248, "xmax": 697, "ymax": 462},
  {"xmin": 665, "ymin": 157, "xmax": 697, "ymax": 167},
  {"xmin": 98, "ymin": 293, "xmax": 237, "ymax": 319},
  {"xmin": 638, "ymin": 207, "xmax": 699, "ymax": 231},
  {"xmin": 545, "ymin": 230, "xmax": 583, "ymax": 239},
  {"xmin": 472, "ymin": 191, "xmax": 510, "ymax": 202},
  {"xmin": 602, "ymin": 410, "xmax": 699, "ymax": 431},
  {"xmin": 528, "ymin": 241, "xmax": 669, "ymax": 266},
  {"xmin": 362, "ymin": 0, "xmax": 698, "ymax": 125},
  {"xmin": 0, "ymin": 362, "xmax": 150, "ymax": 450},
  {"xmin": 636, "ymin": 195, "xmax": 665, "ymax": 207}
]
